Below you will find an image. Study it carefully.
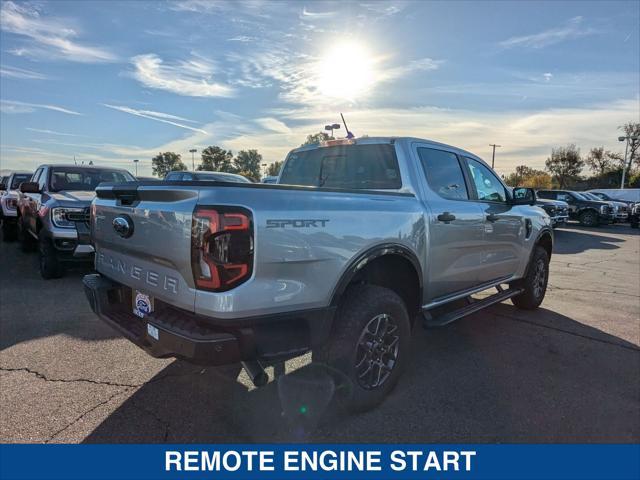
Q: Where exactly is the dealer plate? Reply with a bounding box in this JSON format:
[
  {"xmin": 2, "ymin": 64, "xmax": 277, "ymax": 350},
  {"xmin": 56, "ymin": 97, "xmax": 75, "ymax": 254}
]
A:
[
  {"xmin": 147, "ymin": 323, "xmax": 159, "ymax": 341},
  {"xmin": 132, "ymin": 289, "xmax": 154, "ymax": 318}
]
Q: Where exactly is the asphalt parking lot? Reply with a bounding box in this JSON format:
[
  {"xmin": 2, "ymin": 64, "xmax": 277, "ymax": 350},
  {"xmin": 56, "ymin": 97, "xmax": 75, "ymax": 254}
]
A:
[{"xmin": 1, "ymin": 224, "xmax": 638, "ymax": 443}]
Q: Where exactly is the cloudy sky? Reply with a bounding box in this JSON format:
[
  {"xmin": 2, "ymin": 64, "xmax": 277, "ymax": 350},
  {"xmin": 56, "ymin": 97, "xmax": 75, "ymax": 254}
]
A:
[{"xmin": 1, "ymin": 0, "xmax": 638, "ymax": 177}]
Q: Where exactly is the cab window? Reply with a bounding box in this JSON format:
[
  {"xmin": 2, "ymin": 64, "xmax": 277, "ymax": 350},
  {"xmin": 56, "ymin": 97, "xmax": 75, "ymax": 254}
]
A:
[
  {"xmin": 465, "ymin": 158, "xmax": 507, "ymax": 202},
  {"xmin": 417, "ymin": 147, "xmax": 468, "ymax": 200}
]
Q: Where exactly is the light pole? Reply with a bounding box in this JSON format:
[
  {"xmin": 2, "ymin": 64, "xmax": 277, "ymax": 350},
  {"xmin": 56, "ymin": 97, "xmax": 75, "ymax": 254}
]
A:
[
  {"xmin": 489, "ymin": 144, "xmax": 502, "ymax": 169},
  {"xmin": 325, "ymin": 123, "xmax": 341, "ymax": 139},
  {"xmin": 189, "ymin": 148, "xmax": 197, "ymax": 171},
  {"xmin": 619, "ymin": 135, "xmax": 639, "ymax": 189},
  {"xmin": 133, "ymin": 159, "xmax": 139, "ymax": 176}
]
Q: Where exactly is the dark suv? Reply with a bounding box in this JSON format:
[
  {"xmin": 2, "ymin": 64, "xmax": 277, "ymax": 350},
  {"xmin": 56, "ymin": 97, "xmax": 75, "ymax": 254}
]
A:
[{"xmin": 537, "ymin": 190, "xmax": 614, "ymax": 227}]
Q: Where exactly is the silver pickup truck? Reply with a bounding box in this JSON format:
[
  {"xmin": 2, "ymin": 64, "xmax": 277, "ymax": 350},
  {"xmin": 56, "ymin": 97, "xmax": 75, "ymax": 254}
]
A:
[{"xmin": 84, "ymin": 137, "xmax": 553, "ymax": 411}]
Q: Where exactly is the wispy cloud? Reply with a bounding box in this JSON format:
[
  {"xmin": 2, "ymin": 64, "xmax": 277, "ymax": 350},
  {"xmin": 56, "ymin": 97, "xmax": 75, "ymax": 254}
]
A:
[
  {"xmin": 26, "ymin": 128, "xmax": 85, "ymax": 137},
  {"xmin": 0, "ymin": 65, "xmax": 47, "ymax": 80},
  {"xmin": 129, "ymin": 53, "xmax": 234, "ymax": 97},
  {"xmin": 102, "ymin": 104, "xmax": 208, "ymax": 134},
  {"xmin": 1, "ymin": 100, "xmax": 82, "ymax": 115},
  {"xmin": 0, "ymin": 1, "xmax": 117, "ymax": 62},
  {"xmin": 382, "ymin": 58, "xmax": 442, "ymax": 81},
  {"xmin": 255, "ymin": 117, "xmax": 291, "ymax": 134},
  {"xmin": 300, "ymin": 7, "xmax": 337, "ymax": 19},
  {"xmin": 499, "ymin": 16, "xmax": 597, "ymax": 49}
]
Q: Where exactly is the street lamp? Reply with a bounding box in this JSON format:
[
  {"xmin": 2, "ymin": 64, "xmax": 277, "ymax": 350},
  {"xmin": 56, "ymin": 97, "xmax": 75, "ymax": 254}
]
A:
[
  {"xmin": 133, "ymin": 159, "xmax": 139, "ymax": 177},
  {"xmin": 619, "ymin": 135, "xmax": 639, "ymax": 189},
  {"xmin": 489, "ymin": 144, "xmax": 502, "ymax": 169},
  {"xmin": 189, "ymin": 149, "xmax": 197, "ymax": 171},
  {"xmin": 324, "ymin": 123, "xmax": 341, "ymax": 139}
]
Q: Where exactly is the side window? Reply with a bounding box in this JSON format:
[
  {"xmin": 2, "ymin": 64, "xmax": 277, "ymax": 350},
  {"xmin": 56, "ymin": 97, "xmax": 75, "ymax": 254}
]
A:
[
  {"xmin": 417, "ymin": 147, "xmax": 469, "ymax": 200},
  {"xmin": 165, "ymin": 172, "xmax": 180, "ymax": 181},
  {"xmin": 182, "ymin": 173, "xmax": 193, "ymax": 181},
  {"xmin": 557, "ymin": 193, "xmax": 572, "ymax": 203},
  {"xmin": 32, "ymin": 169, "xmax": 42, "ymax": 185},
  {"xmin": 537, "ymin": 191, "xmax": 554, "ymax": 200},
  {"xmin": 465, "ymin": 158, "xmax": 507, "ymax": 202}
]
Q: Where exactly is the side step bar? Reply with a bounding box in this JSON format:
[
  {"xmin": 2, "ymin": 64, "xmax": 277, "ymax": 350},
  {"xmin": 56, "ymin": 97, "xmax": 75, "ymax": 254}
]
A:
[{"xmin": 422, "ymin": 286, "xmax": 523, "ymax": 328}]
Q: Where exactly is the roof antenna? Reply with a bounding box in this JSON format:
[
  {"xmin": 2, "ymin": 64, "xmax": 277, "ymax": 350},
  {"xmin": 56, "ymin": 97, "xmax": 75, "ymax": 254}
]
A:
[{"xmin": 340, "ymin": 113, "xmax": 354, "ymax": 139}]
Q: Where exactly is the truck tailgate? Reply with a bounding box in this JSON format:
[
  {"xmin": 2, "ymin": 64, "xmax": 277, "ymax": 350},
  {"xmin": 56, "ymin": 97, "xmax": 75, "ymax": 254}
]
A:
[{"xmin": 92, "ymin": 183, "xmax": 199, "ymax": 312}]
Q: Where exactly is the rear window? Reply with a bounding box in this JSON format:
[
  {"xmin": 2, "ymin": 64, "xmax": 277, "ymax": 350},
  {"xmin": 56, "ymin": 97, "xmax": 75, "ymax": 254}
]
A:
[
  {"xmin": 279, "ymin": 144, "xmax": 401, "ymax": 189},
  {"xmin": 49, "ymin": 167, "xmax": 134, "ymax": 192},
  {"xmin": 10, "ymin": 174, "xmax": 32, "ymax": 189}
]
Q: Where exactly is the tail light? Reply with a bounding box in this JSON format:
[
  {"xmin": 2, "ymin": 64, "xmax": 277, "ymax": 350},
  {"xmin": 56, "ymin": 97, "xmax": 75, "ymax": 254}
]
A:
[{"xmin": 191, "ymin": 206, "xmax": 253, "ymax": 292}]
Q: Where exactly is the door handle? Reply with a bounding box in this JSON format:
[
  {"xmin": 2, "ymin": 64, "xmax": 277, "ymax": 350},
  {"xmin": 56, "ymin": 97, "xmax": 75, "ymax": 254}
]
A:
[
  {"xmin": 437, "ymin": 212, "xmax": 456, "ymax": 223},
  {"xmin": 486, "ymin": 214, "xmax": 499, "ymax": 222}
]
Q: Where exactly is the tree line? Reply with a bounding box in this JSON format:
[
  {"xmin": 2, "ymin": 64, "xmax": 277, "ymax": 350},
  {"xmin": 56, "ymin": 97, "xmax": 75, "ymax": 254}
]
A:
[
  {"xmin": 150, "ymin": 131, "xmax": 335, "ymax": 180},
  {"xmin": 504, "ymin": 121, "xmax": 640, "ymax": 189}
]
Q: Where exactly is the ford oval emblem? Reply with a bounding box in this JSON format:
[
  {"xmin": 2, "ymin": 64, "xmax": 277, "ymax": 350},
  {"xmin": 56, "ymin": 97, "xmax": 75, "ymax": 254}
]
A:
[{"xmin": 112, "ymin": 215, "xmax": 134, "ymax": 238}]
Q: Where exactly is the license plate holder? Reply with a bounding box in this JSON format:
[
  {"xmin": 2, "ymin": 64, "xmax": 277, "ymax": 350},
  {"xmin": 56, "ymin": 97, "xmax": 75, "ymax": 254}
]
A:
[{"xmin": 132, "ymin": 289, "xmax": 154, "ymax": 318}]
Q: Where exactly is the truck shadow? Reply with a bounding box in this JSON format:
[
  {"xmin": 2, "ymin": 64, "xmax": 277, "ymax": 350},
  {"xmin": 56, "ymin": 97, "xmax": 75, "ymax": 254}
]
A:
[
  {"xmin": 551, "ymin": 226, "xmax": 626, "ymax": 254},
  {"xmin": 83, "ymin": 304, "xmax": 640, "ymax": 443}
]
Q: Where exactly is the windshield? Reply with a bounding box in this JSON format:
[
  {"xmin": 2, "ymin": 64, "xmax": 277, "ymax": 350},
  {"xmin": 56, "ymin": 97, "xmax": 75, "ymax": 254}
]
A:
[
  {"xmin": 582, "ymin": 192, "xmax": 601, "ymax": 201},
  {"xmin": 49, "ymin": 167, "xmax": 135, "ymax": 192},
  {"xmin": 196, "ymin": 172, "xmax": 250, "ymax": 183},
  {"xmin": 10, "ymin": 174, "xmax": 33, "ymax": 190},
  {"xmin": 279, "ymin": 144, "xmax": 401, "ymax": 189}
]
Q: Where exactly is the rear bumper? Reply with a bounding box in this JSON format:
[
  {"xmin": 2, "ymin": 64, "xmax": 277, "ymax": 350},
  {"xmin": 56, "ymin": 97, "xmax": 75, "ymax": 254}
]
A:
[{"xmin": 83, "ymin": 274, "xmax": 335, "ymax": 366}]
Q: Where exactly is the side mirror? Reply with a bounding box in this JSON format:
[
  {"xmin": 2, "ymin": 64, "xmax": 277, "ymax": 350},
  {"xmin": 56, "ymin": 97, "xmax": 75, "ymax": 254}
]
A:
[
  {"xmin": 512, "ymin": 187, "xmax": 536, "ymax": 206},
  {"xmin": 19, "ymin": 182, "xmax": 41, "ymax": 194}
]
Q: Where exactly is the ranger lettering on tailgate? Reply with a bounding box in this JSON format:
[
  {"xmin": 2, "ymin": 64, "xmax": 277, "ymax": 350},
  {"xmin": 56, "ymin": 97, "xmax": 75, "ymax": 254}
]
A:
[{"xmin": 97, "ymin": 252, "xmax": 179, "ymax": 294}]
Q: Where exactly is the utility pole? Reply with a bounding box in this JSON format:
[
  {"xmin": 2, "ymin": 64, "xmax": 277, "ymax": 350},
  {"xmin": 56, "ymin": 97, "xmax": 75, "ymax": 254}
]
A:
[
  {"xmin": 133, "ymin": 159, "xmax": 139, "ymax": 176},
  {"xmin": 619, "ymin": 134, "xmax": 639, "ymax": 189},
  {"xmin": 189, "ymin": 149, "xmax": 197, "ymax": 171},
  {"xmin": 489, "ymin": 144, "xmax": 502, "ymax": 169}
]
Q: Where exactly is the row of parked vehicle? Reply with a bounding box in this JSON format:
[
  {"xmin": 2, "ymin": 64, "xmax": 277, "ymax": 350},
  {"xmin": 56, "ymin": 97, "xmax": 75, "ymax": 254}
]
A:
[
  {"xmin": 1, "ymin": 162, "xmax": 639, "ymax": 282},
  {"xmin": 1, "ymin": 137, "xmax": 638, "ymax": 412}
]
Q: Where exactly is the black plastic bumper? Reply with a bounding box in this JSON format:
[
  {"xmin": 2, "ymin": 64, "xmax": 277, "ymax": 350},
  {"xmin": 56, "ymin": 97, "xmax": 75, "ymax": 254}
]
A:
[{"xmin": 83, "ymin": 273, "xmax": 335, "ymax": 366}]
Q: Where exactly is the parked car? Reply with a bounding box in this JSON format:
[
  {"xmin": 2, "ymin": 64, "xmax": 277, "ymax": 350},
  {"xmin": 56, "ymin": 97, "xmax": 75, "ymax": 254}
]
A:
[
  {"xmin": 1, "ymin": 171, "xmax": 34, "ymax": 241},
  {"xmin": 164, "ymin": 171, "xmax": 251, "ymax": 183},
  {"xmin": 588, "ymin": 188, "xmax": 640, "ymax": 204},
  {"xmin": 84, "ymin": 136, "xmax": 553, "ymax": 412},
  {"xmin": 535, "ymin": 198, "xmax": 569, "ymax": 228},
  {"xmin": 630, "ymin": 203, "xmax": 640, "ymax": 229},
  {"xmin": 17, "ymin": 164, "xmax": 135, "ymax": 279},
  {"xmin": 536, "ymin": 189, "xmax": 614, "ymax": 226},
  {"xmin": 580, "ymin": 192, "xmax": 628, "ymax": 222},
  {"xmin": 262, "ymin": 175, "xmax": 278, "ymax": 184}
]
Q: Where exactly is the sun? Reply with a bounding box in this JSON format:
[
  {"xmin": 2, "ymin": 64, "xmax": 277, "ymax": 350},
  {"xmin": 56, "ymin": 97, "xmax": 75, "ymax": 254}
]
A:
[{"xmin": 315, "ymin": 41, "xmax": 377, "ymax": 101}]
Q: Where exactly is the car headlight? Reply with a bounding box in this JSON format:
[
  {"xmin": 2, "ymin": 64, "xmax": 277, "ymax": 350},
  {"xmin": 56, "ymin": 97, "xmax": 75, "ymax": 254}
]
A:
[
  {"xmin": 5, "ymin": 197, "xmax": 17, "ymax": 210},
  {"xmin": 51, "ymin": 207, "xmax": 84, "ymax": 228}
]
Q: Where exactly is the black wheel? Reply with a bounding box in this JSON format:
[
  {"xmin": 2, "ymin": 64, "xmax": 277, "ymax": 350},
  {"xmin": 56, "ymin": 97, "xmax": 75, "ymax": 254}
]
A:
[
  {"xmin": 579, "ymin": 210, "xmax": 598, "ymax": 227},
  {"xmin": 38, "ymin": 231, "xmax": 63, "ymax": 279},
  {"xmin": 511, "ymin": 246, "xmax": 549, "ymax": 310},
  {"xmin": 313, "ymin": 284, "xmax": 411, "ymax": 412},
  {"xmin": 1, "ymin": 221, "xmax": 17, "ymax": 241},
  {"xmin": 17, "ymin": 217, "xmax": 36, "ymax": 252}
]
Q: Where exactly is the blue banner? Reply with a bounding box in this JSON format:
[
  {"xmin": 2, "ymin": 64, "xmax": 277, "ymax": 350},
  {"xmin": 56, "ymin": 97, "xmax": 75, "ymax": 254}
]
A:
[{"xmin": 0, "ymin": 444, "xmax": 638, "ymax": 480}]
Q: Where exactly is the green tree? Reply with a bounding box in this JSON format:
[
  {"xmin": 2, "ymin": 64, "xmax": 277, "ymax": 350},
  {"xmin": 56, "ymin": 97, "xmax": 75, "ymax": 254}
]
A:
[
  {"xmin": 198, "ymin": 146, "xmax": 234, "ymax": 172},
  {"xmin": 545, "ymin": 144, "xmax": 584, "ymax": 189},
  {"xmin": 585, "ymin": 146, "xmax": 623, "ymax": 176},
  {"xmin": 233, "ymin": 149, "xmax": 262, "ymax": 182},
  {"xmin": 151, "ymin": 152, "xmax": 186, "ymax": 178},
  {"xmin": 504, "ymin": 165, "xmax": 547, "ymax": 187},
  {"xmin": 266, "ymin": 161, "xmax": 283, "ymax": 176},
  {"xmin": 301, "ymin": 132, "xmax": 330, "ymax": 146}
]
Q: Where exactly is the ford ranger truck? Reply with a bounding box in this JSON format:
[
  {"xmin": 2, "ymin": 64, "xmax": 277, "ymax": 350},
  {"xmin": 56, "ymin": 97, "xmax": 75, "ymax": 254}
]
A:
[
  {"xmin": 84, "ymin": 137, "xmax": 553, "ymax": 411},
  {"xmin": 17, "ymin": 164, "xmax": 135, "ymax": 279},
  {"xmin": 1, "ymin": 171, "xmax": 34, "ymax": 241}
]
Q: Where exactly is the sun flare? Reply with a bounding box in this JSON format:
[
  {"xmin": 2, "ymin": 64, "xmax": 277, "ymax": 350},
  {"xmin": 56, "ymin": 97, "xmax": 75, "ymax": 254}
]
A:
[{"xmin": 315, "ymin": 42, "xmax": 377, "ymax": 101}]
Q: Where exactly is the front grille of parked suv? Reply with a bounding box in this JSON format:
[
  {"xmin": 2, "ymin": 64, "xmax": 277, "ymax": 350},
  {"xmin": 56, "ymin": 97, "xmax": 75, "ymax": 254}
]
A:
[{"xmin": 66, "ymin": 207, "xmax": 91, "ymax": 224}]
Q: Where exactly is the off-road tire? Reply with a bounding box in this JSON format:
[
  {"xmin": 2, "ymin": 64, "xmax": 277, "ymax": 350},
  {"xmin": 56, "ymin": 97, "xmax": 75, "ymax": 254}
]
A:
[
  {"xmin": 313, "ymin": 284, "xmax": 411, "ymax": 412},
  {"xmin": 511, "ymin": 246, "xmax": 549, "ymax": 310},
  {"xmin": 39, "ymin": 231, "xmax": 64, "ymax": 279},
  {"xmin": 579, "ymin": 210, "xmax": 598, "ymax": 227},
  {"xmin": 17, "ymin": 217, "xmax": 36, "ymax": 252},
  {"xmin": 1, "ymin": 221, "xmax": 17, "ymax": 241}
]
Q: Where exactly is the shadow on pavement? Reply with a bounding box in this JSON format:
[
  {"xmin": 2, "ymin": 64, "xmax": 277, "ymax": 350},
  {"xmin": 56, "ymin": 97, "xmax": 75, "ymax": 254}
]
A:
[
  {"xmin": 551, "ymin": 226, "xmax": 626, "ymax": 254},
  {"xmin": 83, "ymin": 304, "xmax": 639, "ymax": 443}
]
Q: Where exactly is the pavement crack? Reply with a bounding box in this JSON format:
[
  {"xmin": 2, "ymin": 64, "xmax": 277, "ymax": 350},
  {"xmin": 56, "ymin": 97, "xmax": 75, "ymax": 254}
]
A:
[
  {"xmin": 129, "ymin": 401, "xmax": 171, "ymax": 442},
  {"xmin": 0, "ymin": 366, "xmax": 142, "ymax": 388},
  {"xmin": 46, "ymin": 388, "xmax": 131, "ymax": 443}
]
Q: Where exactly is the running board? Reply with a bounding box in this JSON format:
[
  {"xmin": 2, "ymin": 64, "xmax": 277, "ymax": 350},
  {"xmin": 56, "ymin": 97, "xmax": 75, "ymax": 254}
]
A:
[{"xmin": 422, "ymin": 286, "xmax": 523, "ymax": 328}]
